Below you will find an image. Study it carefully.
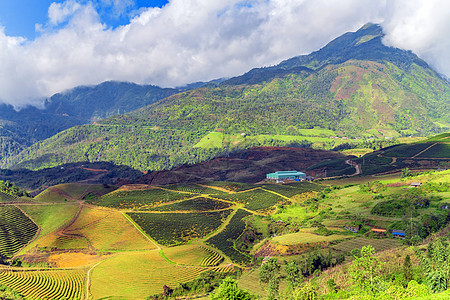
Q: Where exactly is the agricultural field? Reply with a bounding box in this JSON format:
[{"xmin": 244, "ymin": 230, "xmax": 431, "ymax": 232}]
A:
[
  {"xmin": 0, "ymin": 206, "xmax": 38, "ymax": 257},
  {"xmin": 163, "ymin": 244, "xmax": 224, "ymax": 266},
  {"xmin": 90, "ymin": 250, "xmax": 208, "ymax": 299},
  {"xmin": 417, "ymin": 143, "xmax": 450, "ymax": 158},
  {"xmin": 382, "ymin": 143, "xmax": 434, "ymax": 157},
  {"xmin": 35, "ymin": 183, "xmax": 116, "ymax": 203},
  {"xmin": 161, "ymin": 183, "xmax": 225, "ymax": 195},
  {"xmin": 331, "ymin": 237, "xmax": 401, "ymax": 254},
  {"xmin": 262, "ymin": 181, "xmax": 323, "ymax": 198},
  {"xmin": 148, "ymin": 197, "xmax": 232, "ymax": 212},
  {"xmin": 89, "ymin": 187, "xmax": 194, "ymax": 209},
  {"xmin": 211, "ymin": 188, "xmax": 287, "ymax": 212},
  {"xmin": 36, "ymin": 205, "xmax": 154, "ymax": 251},
  {"xmin": 272, "ymin": 231, "xmax": 352, "ymax": 246},
  {"xmin": 207, "ymin": 209, "xmax": 253, "ymax": 265},
  {"xmin": 0, "ymin": 267, "xmax": 86, "ymax": 300},
  {"xmin": 203, "ymin": 181, "xmax": 258, "ymax": 192},
  {"xmin": 127, "ymin": 210, "xmax": 233, "ymax": 246}
]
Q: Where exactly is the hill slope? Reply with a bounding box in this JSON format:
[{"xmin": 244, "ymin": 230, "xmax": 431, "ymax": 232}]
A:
[
  {"xmin": 6, "ymin": 24, "xmax": 450, "ymax": 171},
  {"xmin": 0, "ymin": 81, "xmax": 179, "ymax": 167}
]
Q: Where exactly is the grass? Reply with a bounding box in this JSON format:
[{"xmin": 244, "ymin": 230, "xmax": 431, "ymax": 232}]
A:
[
  {"xmin": 382, "ymin": 143, "xmax": 435, "ymax": 157},
  {"xmin": 127, "ymin": 210, "xmax": 233, "ymax": 246},
  {"xmin": 90, "ymin": 250, "xmax": 207, "ymax": 299},
  {"xmin": 193, "ymin": 132, "xmax": 224, "ymax": 148},
  {"xmin": 262, "ymin": 182, "xmax": 324, "ymax": 198},
  {"xmin": 331, "ymin": 237, "xmax": 401, "ymax": 254},
  {"xmin": 36, "ymin": 205, "xmax": 155, "ymax": 251},
  {"xmin": 272, "ymin": 232, "xmax": 352, "ymax": 246},
  {"xmin": 35, "ymin": 183, "xmax": 116, "ymax": 202}
]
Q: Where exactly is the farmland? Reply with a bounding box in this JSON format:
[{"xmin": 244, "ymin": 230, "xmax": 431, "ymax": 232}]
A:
[
  {"xmin": 148, "ymin": 197, "xmax": 232, "ymax": 212},
  {"xmin": 0, "ymin": 167, "xmax": 448, "ymax": 299},
  {"xmin": 0, "ymin": 267, "xmax": 86, "ymax": 300},
  {"xmin": 0, "ymin": 206, "xmax": 38, "ymax": 257},
  {"xmin": 127, "ymin": 210, "xmax": 233, "ymax": 246},
  {"xmin": 207, "ymin": 209, "xmax": 253, "ymax": 265}
]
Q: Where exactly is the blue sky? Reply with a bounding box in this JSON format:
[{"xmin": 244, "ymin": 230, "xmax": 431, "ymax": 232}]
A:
[{"xmin": 0, "ymin": 0, "xmax": 168, "ymax": 39}]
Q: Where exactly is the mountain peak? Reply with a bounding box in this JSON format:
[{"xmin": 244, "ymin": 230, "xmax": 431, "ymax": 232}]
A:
[{"xmin": 276, "ymin": 23, "xmax": 427, "ymax": 71}]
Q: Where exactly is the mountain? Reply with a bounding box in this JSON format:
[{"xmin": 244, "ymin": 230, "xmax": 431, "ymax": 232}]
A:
[
  {"xmin": 4, "ymin": 23, "xmax": 450, "ymax": 171},
  {"xmin": 0, "ymin": 81, "xmax": 179, "ymax": 167}
]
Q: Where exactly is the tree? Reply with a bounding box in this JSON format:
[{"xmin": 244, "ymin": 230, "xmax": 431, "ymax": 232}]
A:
[
  {"xmin": 259, "ymin": 258, "xmax": 281, "ymax": 300},
  {"xmin": 210, "ymin": 277, "xmax": 255, "ymax": 300},
  {"xmin": 350, "ymin": 245, "xmax": 384, "ymax": 293},
  {"xmin": 285, "ymin": 261, "xmax": 303, "ymax": 290}
]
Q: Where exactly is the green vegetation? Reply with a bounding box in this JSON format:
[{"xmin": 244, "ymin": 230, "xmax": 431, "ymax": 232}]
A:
[
  {"xmin": 127, "ymin": 210, "xmax": 233, "ymax": 246},
  {"xmin": 0, "ymin": 181, "xmax": 28, "ymax": 198},
  {"xmin": 207, "ymin": 209, "xmax": 253, "ymax": 265},
  {"xmin": 148, "ymin": 197, "xmax": 232, "ymax": 212},
  {"xmin": 0, "ymin": 206, "xmax": 38, "ymax": 257},
  {"xmin": 211, "ymin": 189, "xmax": 287, "ymax": 212},
  {"xmin": 89, "ymin": 188, "xmax": 194, "ymax": 209},
  {"xmin": 0, "ymin": 268, "xmax": 85, "ymax": 300}
]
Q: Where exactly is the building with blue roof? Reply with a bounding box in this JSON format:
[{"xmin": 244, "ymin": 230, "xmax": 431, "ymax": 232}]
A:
[{"xmin": 266, "ymin": 171, "xmax": 306, "ymax": 181}]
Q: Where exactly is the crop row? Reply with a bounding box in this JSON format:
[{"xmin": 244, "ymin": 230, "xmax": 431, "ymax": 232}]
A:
[
  {"xmin": 89, "ymin": 188, "xmax": 192, "ymax": 209},
  {"xmin": 0, "ymin": 206, "xmax": 38, "ymax": 257},
  {"xmin": 148, "ymin": 197, "xmax": 231, "ymax": 212},
  {"xmin": 206, "ymin": 209, "xmax": 252, "ymax": 265},
  {"xmin": 418, "ymin": 143, "xmax": 450, "ymax": 158},
  {"xmin": 200, "ymin": 247, "xmax": 224, "ymax": 266},
  {"xmin": 127, "ymin": 210, "xmax": 233, "ymax": 246},
  {"xmin": 262, "ymin": 182, "xmax": 323, "ymax": 198},
  {"xmin": 0, "ymin": 192, "xmax": 18, "ymax": 203},
  {"xmin": 203, "ymin": 181, "xmax": 258, "ymax": 192},
  {"xmin": 212, "ymin": 188, "xmax": 286, "ymax": 211},
  {"xmin": 0, "ymin": 268, "xmax": 85, "ymax": 300},
  {"xmin": 162, "ymin": 183, "xmax": 224, "ymax": 195},
  {"xmin": 382, "ymin": 143, "xmax": 435, "ymax": 158}
]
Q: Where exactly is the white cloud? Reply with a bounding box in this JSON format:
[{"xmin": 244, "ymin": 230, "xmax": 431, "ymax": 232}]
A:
[{"xmin": 0, "ymin": 0, "xmax": 448, "ymax": 108}]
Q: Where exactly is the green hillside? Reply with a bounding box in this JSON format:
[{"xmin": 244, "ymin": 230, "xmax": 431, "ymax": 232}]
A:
[{"xmin": 5, "ymin": 24, "xmax": 450, "ymax": 171}]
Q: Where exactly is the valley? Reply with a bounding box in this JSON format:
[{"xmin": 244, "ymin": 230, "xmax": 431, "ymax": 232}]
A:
[{"xmin": 0, "ymin": 21, "xmax": 449, "ymax": 300}]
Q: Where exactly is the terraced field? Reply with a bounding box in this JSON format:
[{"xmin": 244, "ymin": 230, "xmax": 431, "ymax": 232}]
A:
[
  {"xmin": 162, "ymin": 183, "xmax": 225, "ymax": 195},
  {"xmin": 127, "ymin": 210, "xmax": 233, "ymax": 246},
  {"xmin": 163, "ymin": 244, "xmax": 224, "ymax": 266},
  {"xmin": 0, "ymin": 268, "xmax": 85, "ymax": 300},
  {"xmin": 0, "ymin": 206, "xmax": 39, "ymax": 257},
  {"xmin": 147, "ymin": 197, "xmax": 232, "ymax": 212},
  {"xmin": 35, "ymin": 183, "xmax": 117, "ymax": 203},
  {"xmin": 89, "ymin": 188, "xmax": 194, "ymax": 209},
  {"xmin": 207, "ymin": 209, "xmax": 253, "ymax": 265},
  {"xmin": 90, "ymin": 251, "xmax": 208, "ymax": 299},
  {"xmin": 262, "ymin": 182, "xmax": 323, "ymax": 198},
  {"xmin": 211, "ymin": 188, "xmax": 287, "ymax": 212},
  {"xmin": 204, "ymin": 181, "xmax": 259, "ymax": 192},
  {"xmin": 36, "ymin": 205, "xmax": 154, "ymax": 251}
]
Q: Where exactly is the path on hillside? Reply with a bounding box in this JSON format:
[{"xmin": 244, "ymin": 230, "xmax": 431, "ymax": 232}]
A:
[
  {"xmin": 412, "ymin": 143, "xmax": 437, "ymax": 158},
  {"xmin": 345, "ymin": 159, "xmax": 361, "ymax": 176},
  {"xmin": 121, "ymin": 212, "xmax": 161, "ymax": 250}
]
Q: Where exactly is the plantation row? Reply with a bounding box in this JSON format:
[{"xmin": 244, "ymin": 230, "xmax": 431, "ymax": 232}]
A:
[
  {"xmin": 0, "ymin": 268, "xmax": 85, "ymax": 300},
  {"xmin": 162, "ymin": 183, "xmax": 225, "ymax": 195},
  {"xmin": 262, "ymin": 182, "xmax": 324, "ymax": 198},
  {"xmin": 0, "ymin": 191, "xmax": 18, "ymax": 203},
  {"xmin": 148, "ymin": 197, "xmax": 231, "ymax": 212},
  {"xmin": 127, "ymin": 210, "xmax": 233, "ymax": 246},
  {"xmin": 200, "ymin": 247, "xmax": 224, "ymax": 267},
  {"xmin": 211, "ymin": 188, "xmax": 287, "ymax": 212},
  {"xmin": 0, "ymin": 206, "xmax": 38, "ymax": 257},
  {"xmin": 89, "ymin": 188, "xmax": 193, "ymax": 209},
  {"xmin": 206, "ymin": 209, "xmax": 253, "ymax": 265},
  {"xmin": 203, "ymin": 181, "xmax": 258, "ymax": 192}
]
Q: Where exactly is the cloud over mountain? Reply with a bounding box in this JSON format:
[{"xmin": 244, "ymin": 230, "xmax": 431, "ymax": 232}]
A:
[{"xmin": 0, "ymin": 0, "xmax": 448, "ymax": 108}]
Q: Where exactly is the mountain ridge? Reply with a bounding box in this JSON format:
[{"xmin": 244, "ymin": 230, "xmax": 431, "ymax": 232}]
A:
[{"xmin": 3, "ymin": 23, "xmax": 450, "ymax": 171}]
